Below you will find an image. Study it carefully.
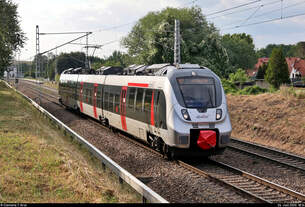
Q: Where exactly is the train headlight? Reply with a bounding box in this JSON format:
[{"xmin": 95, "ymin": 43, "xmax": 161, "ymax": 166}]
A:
[
  {"xmin": 181, "ymin": 109, "xmax": 191, "ymax": 121},
  {"xmin": 216, "ymin": 109, "xmax": 222, "ymax": 120}
]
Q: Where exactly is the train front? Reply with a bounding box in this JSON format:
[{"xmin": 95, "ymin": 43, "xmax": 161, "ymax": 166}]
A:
[{"xmin": 165, "ymin": 65, "xmax": 232, "ymax": 157}]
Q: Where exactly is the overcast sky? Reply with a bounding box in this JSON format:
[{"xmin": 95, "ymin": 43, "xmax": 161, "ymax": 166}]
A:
[{"xmin": 13, "ymin": 0, "xmax": 305, "ymax": 61}]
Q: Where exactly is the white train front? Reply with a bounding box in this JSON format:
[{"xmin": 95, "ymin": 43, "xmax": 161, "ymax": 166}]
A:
[{"xmin": 59, "ymin": 64, "xmax": 232, "ymax": 158}]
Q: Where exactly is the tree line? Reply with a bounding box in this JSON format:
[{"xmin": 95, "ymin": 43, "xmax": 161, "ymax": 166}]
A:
[{"xmin": 1, "ymin": 2, "xmax": 304, "ymax": 88}]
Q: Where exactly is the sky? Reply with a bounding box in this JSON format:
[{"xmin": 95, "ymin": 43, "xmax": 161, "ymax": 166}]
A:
[{"xmin": 13, "ymin": 0, "xmax": 305, "ymax": 61}]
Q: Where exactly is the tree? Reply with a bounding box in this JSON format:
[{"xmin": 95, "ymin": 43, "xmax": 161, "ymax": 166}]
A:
[
  {"xmin": 265, "ymin": 48, "xmax": 290, "ymax": 88},
  {"xmin": 42, "ymin": 52, "xmax": 105, "ymax": 79},
  {"xmin": 121, "ymin": 7, "xmax": 229, "ymax": 77},
  {"xmin": 0, "ymin": 0, "xmax": 26, "ymax": 76},
  {"xmin": 256, "ymin": 44, "xmax": 296, "ymax": 58},
  {"xmin": 91, "ymin": 51, "xmax": 136, "ymax": 70},
  {"xmin": 222, "ymin": 33, "xmax": 257, "ymax": 70},
  {"xmin": 56, "ymin": 52, "xmax": 86, "ymax": 74},
  {"xmin": 256, "ymin": 63, "xmax": 268, "ymax": 79},
  {"xmin": 295, "ymin": 42, "xmax": 305, "ymax": 59},
  {"xmin": 229, "ymin": 68, "xmax": 249, "ymax": 84}
]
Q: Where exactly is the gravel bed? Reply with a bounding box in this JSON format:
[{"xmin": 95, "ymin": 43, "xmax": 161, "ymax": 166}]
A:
[
  {"xmin": 211, "ymin": 149, "xmax": 305, "ymax": 195},
  {"xmin": 16, "ymin": 81, "xmax": 258, "ymax": 203}
]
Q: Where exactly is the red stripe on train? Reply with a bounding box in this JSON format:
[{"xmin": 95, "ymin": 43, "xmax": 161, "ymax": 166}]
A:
[
  {"xmin": 150, "ymin": 90, "xmax": 155, "ymax": 126},
  {"xmin": 128, "ymin": 83, "xmax": 149, "ymax": 87}
]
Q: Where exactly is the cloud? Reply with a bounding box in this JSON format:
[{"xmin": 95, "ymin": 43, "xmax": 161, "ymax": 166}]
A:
[
  {"xmin": 15, "ymin": 0, "xmax": 184, "ymax": 60},
  {"xmin": 13, "ymin": 0, "xmax": 305, "ymax": 61}
]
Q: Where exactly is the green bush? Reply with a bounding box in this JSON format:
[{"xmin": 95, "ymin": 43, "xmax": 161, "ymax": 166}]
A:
[
  {"xmin": 229, "ymin": 68, "xmax": 249, "ymax": 84},
  {"xmin": 222, "ymin": 78, "xmax": 268, "ymax": 95},
  {"xmin": 221, "ymin": 79, "xmax": 238, "ymax": 94},
  {"xmin": 238, "ymin": 85, "xmax": 267, "ymax": 95},
  {"xmin": 55, "ymin": 74, "xmax": 60, "ymax": 83}
]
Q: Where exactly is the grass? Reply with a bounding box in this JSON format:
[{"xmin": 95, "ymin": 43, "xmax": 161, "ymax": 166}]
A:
[
  {"xmin": 0, "ymin": 81, "xmax": 141, "ymax": 203},
  {"xmin": 280, "ymin": 86, "xmax": 305, "ymax": 99},
  {"xmin": 43, "ymin": 81, "xmax": 58, "ymax": 90}
]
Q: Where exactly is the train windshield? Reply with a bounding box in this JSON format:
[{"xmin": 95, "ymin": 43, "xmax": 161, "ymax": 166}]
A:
[{"xmin": 177, "ymin": 77, "xmax": 216, "ymax": 109}]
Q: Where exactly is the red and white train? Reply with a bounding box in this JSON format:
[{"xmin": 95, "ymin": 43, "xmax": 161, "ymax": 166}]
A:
[{"xmin": 59, "ymin": 64, "xmax": 232, "ymax": 158}]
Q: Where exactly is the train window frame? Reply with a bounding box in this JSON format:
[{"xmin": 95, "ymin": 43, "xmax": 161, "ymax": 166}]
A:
[
  {"xmin": 144, "ymin": 89, "xmax": 152, "ymax": 113},
  {"xmin": 158, "ymin": 90, "xmax": 167, "ymax": 129},
  {"xmin": 97, "ymin": 85, "xmax": 102, "ymax": 108},
  {"xmin": 89, "ymin": 87, "xmax": 92, "ymax": 105},
  {"xmin": 176, "ymin": 76, "xmax": 217, "ymax": 109},
  {"xmin": 109, "ymin": 93, "xmax": 114, "ymax": 112},
  {"xmin": 114, "ymin": 92, "xmax": 120, "ymax": 114},
  {"xmin": 128, "ymin": 87, "xmax": 136, "ymax": 110},
  {"xmin": 104, "ymin": 87, "xmax": 109, "ymax": 111},
  {"xmin": 135, "ymin": 88, "xmax": 144, "ymax": 112}
]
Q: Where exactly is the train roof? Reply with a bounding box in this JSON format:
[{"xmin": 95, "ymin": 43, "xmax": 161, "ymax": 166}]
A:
[{"xmin": 61, "ymin": 63, "xmax": 215, "ymax": 77}]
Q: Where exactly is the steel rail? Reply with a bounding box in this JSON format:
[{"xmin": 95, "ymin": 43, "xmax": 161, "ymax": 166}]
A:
[
  {"xmin": 21, "ymin": 79, "xmax": 58, "ymax": 94},
  {"xmin": 19, "ymin": 83, "xmax": 60, "ymax": 106},
  {"xmin": 229, "ymin": 138, "xmax": 305, "ymax": 172},
  {"xmin": 210, "ymin": 159, "xmax": 305, "ymax": 202},
  {"xmin": 85, "ymin": 119, "xmax": 270, "ymax": 203},
  {"xmin": 176, "ymin": 160, "xmax": 269, "ymax": 203},
  {"xmin": 91, "ymin": 121, "xmax": 269, "ymax": 203},
  {"xmin": 2, "ymin": 80, "xmax": 168, "ymax": 203}
]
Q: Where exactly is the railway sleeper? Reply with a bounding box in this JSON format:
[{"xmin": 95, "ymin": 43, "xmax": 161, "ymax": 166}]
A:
[
  {"xmin": 248, "ymin": 188, "xmax": 272, "ymax": 193},
  {"xmin": 218, "ymin": 175, "xmax": 241, "ymax": 180},
  {"xmin": 255, "ymin": 191, "xmax": 281, "ymax": 197},
  {"xmin": 238, "ymin": 186, "xmax": 265, "ymax": 192},
  {"xmin": 267, "ymin": 197, "xmax": 295, "ymax": 203},
  {"xmin": 287, "ymin": 161, "xmax": 305, "ymax": 166},
  {"xmin": 263, "ymin": 195, "xmax": 294, "ymax": 202},
  {"xmin": 236, "ymin": 183, "xmax": 261, "ymax": 188},
  {"xmin": 261, "ymin": 193, "xmax": 288, "ymax": 199},
  {"xmin": 223, "ymin": 179, "xmax": 250, "ymax": 183}
]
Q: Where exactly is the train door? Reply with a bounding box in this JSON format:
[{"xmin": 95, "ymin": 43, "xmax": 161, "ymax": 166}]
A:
[
  {"xmin": 80, "ymin": 82, "xmax": 84, "ymax": 112},
  {"xmin": 120, "ymin": 86, "xmax": 127, "ymax": 131},
  {"xmin": 93, "ymin": 83, "xmax": 98, "ymax": 119}
]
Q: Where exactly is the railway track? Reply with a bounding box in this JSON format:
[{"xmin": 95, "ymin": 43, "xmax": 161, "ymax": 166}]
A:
[
  {"xmin": 16, "ymin": 80, "xmax": 305, "ymax": 203},
  {"xmin": 228, "ymin": 138, "xmax": 305, "ymax": 172},
  {"xmin": 102, "ymin": 123, "xmax": 305, "ymax": 203},
  {"xmin": 21, "ymin": 79, "xmax": 58, "ymax": 94},
  {"xmin": 17, "ymin": 80, "xmax": 60, "ymax": 105},
  {"xmin": 181, "ymin": 160, "xmax": 305, "ymax": 203}
]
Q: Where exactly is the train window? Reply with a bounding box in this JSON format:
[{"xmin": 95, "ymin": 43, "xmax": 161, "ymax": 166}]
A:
[
  {"xmin": 104, "ymin": 90, "xmax": 109, "ymax": 111},
  {"xmin": 114, "ymin": 93, "xmax": 120, "ymax": 113},
  {"xmin": 97, "ymin": 85, "xmax": 101, "ymax": 108},
  {"xmin": 128, "ymin": 88, "xmax": 136, "ymax": 109},
  {"xmin": 177, "ymin": 77, "xmax": 216, "ymax": 109},
  {"xmin": 144, "ymin": 89, "xmax": 152, "ymax": 112},
  {"xmin": 88, "ymin": 88, "xmax": 92, "ymax": 105},
  {"xmin": 158, "ymin": 91, "xmax": 167, "ymax": 129},
  {"xmin": 86, "ymin": 89, "xmax": 89, "ymax": 103},
  {"xmin": 153, "ymin": 90, "xmax": 167, "ymax": 129},
  {"xmin": 109, "ymin": 93, "xmax": 114, "ymax": 112},
  {"xmin": 135, "ymin": 88, "xmax": 144, "ymax": 111}
]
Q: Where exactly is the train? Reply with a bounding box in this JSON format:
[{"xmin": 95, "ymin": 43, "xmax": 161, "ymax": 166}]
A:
[{"xmin": 58, "ymin": 64, "xmax": 232, "ymax": 158}]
